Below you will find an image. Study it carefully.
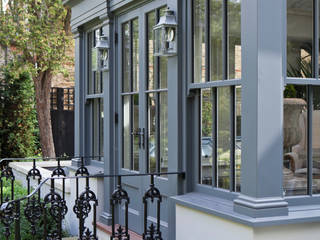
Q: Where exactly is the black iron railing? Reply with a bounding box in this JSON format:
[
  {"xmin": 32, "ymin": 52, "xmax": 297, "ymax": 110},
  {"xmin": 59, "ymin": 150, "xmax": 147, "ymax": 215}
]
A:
[{"xmin": 0, "ymin": 157, "xmax": 184, "ymax": 240}]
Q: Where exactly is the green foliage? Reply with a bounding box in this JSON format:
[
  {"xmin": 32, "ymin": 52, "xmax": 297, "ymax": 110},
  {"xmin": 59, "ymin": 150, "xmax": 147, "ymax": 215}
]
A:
[
  {"xmin": 0, "ymin": 64, "xmax": 39, "ymax": 158},
  {"xmin": 0, "ymin": 0, "xmax": 72, "ymax": 77},
  {"xmin": 0, "ymin": 179, "xmax": 69, "ymax": 239}
]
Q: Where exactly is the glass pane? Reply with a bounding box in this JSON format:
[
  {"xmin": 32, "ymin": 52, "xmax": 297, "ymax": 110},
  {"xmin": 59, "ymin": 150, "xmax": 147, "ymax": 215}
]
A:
[
  {"xmin": 100, "ymin": 100, "xmax": 104, "ymax": 159},
  {"xmin": 123, "ymin": 22, "xmax": 130, "ymax": 92},
  {"xmin": 210, "ymin": 0, "xmax": 223, "ymax": 81},
  {"xmin": 217, "ymin": 87, "xmax": 231, "ymax": 190},
  {"xmin": 93, "ymin": 99, "xmax": 99, "ymax": 158},
  {"xmin": 94, "ymin": 28, "xmax": 100, "ymax": 47},
  {"xmin": 160, "ymin": 92, "xmax": 168, "ymax": 173},
  {"xmin": 194, "ymin": 0, "xmax": 206, "ymax": 83},
  {"xmin": 88, "ymin": 32, "xmax": 93, "ymax": 95},
  {"xmin": 287, "ymin": 0, "xmax": 313, "ymax": 78},
  {"xmin": 133, "ymin": 19, "xmax": 139, "ymax": 92},
  {"xmin": 133, "ymin": 94, "xmax": 140, "ymax": 171},
  {"xmin": 94, "ymin": 71, "xmax": 102, "ymax": 94},
  {"xmin": 283, "ymin": 85, "xmax": 307, "ymax": 196},
  {"xmin": 148, "ymin": 12, "xmax": 156, "ymax": 90},
  {"xmin": 313, "ymin": 87, "xmax": 320, "ymax": 194},
  {"xmin": 123, "ymin": 96, "xmax": 131, "ymax": 169},
  {"xmin": 159, "ymin": 57, "xmax": 168, "ymax": 89},
  {"xmin": 200, "ymin": 89, "xmax": 213, "ymax": 185},
  {"xmin": 235, "ymin": 86, "xmax": 241, "ymax": 191},
  {"xmin": 228, "ymin": 0, "xmax": 241, "ymax": 79},
  {"xmin": 148, "ymin": 93, "xmax": 157, "ymax": 173}
]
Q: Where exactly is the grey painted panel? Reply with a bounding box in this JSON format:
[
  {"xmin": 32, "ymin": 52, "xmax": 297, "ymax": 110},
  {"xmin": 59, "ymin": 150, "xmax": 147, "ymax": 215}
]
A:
[
  {"xmin": 173, "ymin": 192, "xmax": 320, "ymax": 227},
  {"xmin": 239, "ymin": 0, "xmax": 285, "ymax": 198},
  {"xmin": 70, "ymin": 0, "xmax": 107, "ymax": 29}
]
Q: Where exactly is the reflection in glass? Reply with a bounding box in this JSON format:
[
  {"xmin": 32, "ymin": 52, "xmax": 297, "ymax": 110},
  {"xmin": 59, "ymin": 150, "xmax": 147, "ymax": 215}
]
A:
[
  {"xmin": 93, "ymin": 99, "xmax": 99, "ymax": 158},
  {"xmin": 210, "ymin": 0, "xmax": 223, "ymax": 81},
  {"xmin": 235, "ymin": 86, "xmax": 241, "ymax": 191},
  {"xmin": 160, "ymin": 92, "xmax": 168, "ymax": 173},
  {"xmin": 283, "ymin": 85, "xmax": 307, "ymax": 196},
  {"xmin": 133, "ymin": 94, "xmax": 140, "ymax": 171},
  {"xmin": 133, "ymin": 19, "xmax": 139, "ymax": 92},
  {"xmin": 287, "ymin": 0, "xmax": 313, "ymax": 78},
  {"xmin": 159, "ymin": 57, "xmax": 168, "ymax": 89},
  {"xmin": 88, "ymin": 32, "xmax": 93, "ymax": 95},
  {"xmin": 146, "ymin": 8, "xmax": 169, "ymax": 176},
  {"xmin": 100, "ymin": 100, "xmax": 104, "ymax": 159},
  {"xmin": 123, "ymin": 22, "xmax": 130, "ymax": 92},
  {"xmin": 313, "ymin": 87, "xmax": 320, "ymax": 194},
  {"xmin": 200, "ymin": 89, "xmax": 213, "ymax": 185},
  {"xmin": 148, "ymin": 12, "xmax": 156, "ymax": 90},
  {"xmin": 95, "ymin": 71, "xmax": 102, "ymax": 94},
  {"xmin": 148, "ymin": 93, "xmax": 157, "ymax": 173},
  {"xmin": 194, "ymin": 0, "xmax": 206, "ymax": 83},
  {"xmin": 123, "ymin": 96, "xmax": 131, "ymax": 169},
  {"xmin": 217, "ymin": 87, "xmax": 231, "ymax": 190},
  {"xmin": 228, "ymin": 0, "xmax": 241, "ymax": 79}
]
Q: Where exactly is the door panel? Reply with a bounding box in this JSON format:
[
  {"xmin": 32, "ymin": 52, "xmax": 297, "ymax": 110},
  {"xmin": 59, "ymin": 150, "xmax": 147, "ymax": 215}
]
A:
[{"xmin": 116, "ymin": 1, "xmax": 171, "ymax": 237}]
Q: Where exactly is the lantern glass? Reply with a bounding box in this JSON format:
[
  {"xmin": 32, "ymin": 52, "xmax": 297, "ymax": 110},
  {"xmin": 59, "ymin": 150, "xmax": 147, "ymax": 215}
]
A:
[
  {"xmin": 153, "ymin": 9, "xmax": 178, "ymax": 57},
  {"xmin": 95, "ymin": 35, "xmax": 110, "ymax": 71}
]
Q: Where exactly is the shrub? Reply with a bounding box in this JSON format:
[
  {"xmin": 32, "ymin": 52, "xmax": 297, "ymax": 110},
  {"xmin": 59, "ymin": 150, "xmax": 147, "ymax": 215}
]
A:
[
  {"xmin": 0, "ymin": 179, "xmax": 68, "ymax": 239},
  {"xmin": 0, "ymin": 63, "xmax": 39, "ymax": 158}
]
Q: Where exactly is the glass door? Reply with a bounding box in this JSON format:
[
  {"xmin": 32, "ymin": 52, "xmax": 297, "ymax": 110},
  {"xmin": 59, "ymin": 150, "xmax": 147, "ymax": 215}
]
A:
[{"xmin": 116, "ymin": 2, "xmax": 171, "ymax": 237}]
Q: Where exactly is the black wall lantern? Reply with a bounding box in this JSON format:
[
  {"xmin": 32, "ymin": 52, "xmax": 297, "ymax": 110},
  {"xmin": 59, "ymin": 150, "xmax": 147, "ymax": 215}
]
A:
[
  {"xmin": 95, "ymin": 34, "xmax": 109, "ymax": 71},
  {"xmin": 153, "ymin": 8, "xmax": 177, "ymax": 57}
]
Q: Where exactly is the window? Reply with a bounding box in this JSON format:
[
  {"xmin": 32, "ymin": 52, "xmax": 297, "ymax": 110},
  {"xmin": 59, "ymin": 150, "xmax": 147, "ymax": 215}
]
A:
[
  {"xmin": 146, "ymin": 7, "xmax": 168, "ymax": 174},
  {"xmin": 87, "ymin": 28, "xmax": 104, "ymax": 161},
  {"xmin": 122, "ymin": 19, "xmax": 140, "ymax": 171},
  {"xmin": 192, "ymin": 0, "xmax": 241, "ymax": 191},
  {"xmin": 284, "ymin": 0, "xmax": 320, "ymax": 196}
]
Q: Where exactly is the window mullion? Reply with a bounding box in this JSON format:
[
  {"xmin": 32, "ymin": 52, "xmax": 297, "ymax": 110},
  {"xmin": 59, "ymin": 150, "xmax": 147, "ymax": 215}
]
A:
[
  {"xmin": 129, "ymin": 20, "xmax": 134, "ymax": 170},
  {"xmin": 308, "ymin": 86, "xmax": 313, "ymax": 195},
  {"xmin": 230, "ymin": 86, "xmax": 236, "ymax": 192},
  {"xmin": 212, "ymin": 87, "xmax": 218, "ymax": 187},
  {"xmin": 222, "ymin": 0, "xmax": 228, "ymax": 80},
  {"xmin": 205, "ymin": 0, "xmax": 210, "ymax": 83},
  {"xmin": 156, "ymin": 92, "xmax": 160, "ymax": 173},
  {"xmin": 314, "ymin": 0, "xmax": 319, "ymax": 79}
]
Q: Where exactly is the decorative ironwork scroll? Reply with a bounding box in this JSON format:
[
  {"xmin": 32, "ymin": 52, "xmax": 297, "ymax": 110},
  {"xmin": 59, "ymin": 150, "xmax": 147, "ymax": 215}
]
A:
[
  {"xmin": 24, "ymin": 196, "xmax": 43, "ymax": 236},
  {"xmin": 0, "ymin": 201, "xmax": 15, "ymax": 239},
  {"xmin": 142, "ymin": 175, "xmax": 163, "ymax": 240},
  {"xmin": 73, "ymin": 177, "xmax": 98, "ymax": 240},
  {"xmin": 43, "ymin": 179, "xmax": 68, "ymax": 240},
  {"xmin": 0, "ymin": 162, "xmax": 15, "ymax": 204},
  {"xmin": 110, "ymin": 176, "xmax": 130, "ymax": 240}
]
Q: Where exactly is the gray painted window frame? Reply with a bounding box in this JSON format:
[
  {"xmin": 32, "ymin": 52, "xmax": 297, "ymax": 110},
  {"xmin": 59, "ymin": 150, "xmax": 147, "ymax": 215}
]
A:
[
  {"xmin": 284, "ymin": 0, "xmax": 320, "ymax": 205},
  {"xmin": 188, "ymin": 0, "xmax": 242, "ymax": 196},
  {"xmin": 68, "ymin": 0, "xmax": 320, "ymax": 227},
  {"xmin": 83, "ymin": 22, "xmax": 105, "ymax": 168}
]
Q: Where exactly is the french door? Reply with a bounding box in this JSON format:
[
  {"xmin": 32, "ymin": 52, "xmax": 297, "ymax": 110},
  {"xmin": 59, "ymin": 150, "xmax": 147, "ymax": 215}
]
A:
[{"xmin": 116, "ymin": 1, "xmax": 171, "ymax": 237}]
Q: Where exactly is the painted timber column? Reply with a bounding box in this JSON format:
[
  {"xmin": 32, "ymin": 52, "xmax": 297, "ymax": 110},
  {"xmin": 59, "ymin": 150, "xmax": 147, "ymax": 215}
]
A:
[
  {"xmin": 72, "ymin": 27, "xmax": 85, "ymax": 163},
  {"xmin": 233, "ymin": 0, "xmax": 288, "ymax": 218},
  {"xmin": 100, "ymin": 13, "xmax": 114, "ymax": 225}
]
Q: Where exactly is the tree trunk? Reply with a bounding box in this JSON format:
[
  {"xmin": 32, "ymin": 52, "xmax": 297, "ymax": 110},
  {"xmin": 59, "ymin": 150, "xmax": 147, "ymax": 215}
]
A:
[{"xmin": 34, "ymin": 70, "xmax": 56, "ymax": 158}]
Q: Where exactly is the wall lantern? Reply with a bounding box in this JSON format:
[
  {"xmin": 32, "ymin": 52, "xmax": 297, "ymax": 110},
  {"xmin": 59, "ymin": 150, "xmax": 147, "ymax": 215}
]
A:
[
  {"xmin": 153, "ymin": 8, "xmax": 177, "ymax": 57},
  {"xmin": 95, "ymin": 34, "xmax": 110, "ymax": 71}
]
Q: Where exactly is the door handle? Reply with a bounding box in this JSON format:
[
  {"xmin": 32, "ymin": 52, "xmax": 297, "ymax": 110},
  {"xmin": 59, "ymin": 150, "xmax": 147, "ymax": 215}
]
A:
[{"xmin": 131, "ymin": 128, "xmax": 145, "ymax": 149}]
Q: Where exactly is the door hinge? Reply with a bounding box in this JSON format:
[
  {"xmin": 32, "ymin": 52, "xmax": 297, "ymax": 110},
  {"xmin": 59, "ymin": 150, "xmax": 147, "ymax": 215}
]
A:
[
  {"xmin": 115, "ymin": 112, "xmax": 118, "ymax": 124},
  {"xmin": 115, "ymin": 32, "xmax": 118, "ymax": 44}
]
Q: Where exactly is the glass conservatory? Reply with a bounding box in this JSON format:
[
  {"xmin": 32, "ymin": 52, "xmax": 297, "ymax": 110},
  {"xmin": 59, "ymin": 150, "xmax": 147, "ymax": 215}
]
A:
[{"xmin": 62, "ymin": 0, "xmax": 320, "ymax": 239}]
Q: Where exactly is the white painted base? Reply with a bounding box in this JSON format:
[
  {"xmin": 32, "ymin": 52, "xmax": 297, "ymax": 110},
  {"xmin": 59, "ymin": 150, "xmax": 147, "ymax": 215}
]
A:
[{"xmin": 176, "ymin": 204, "xmax": 320, "ymax": 240}]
